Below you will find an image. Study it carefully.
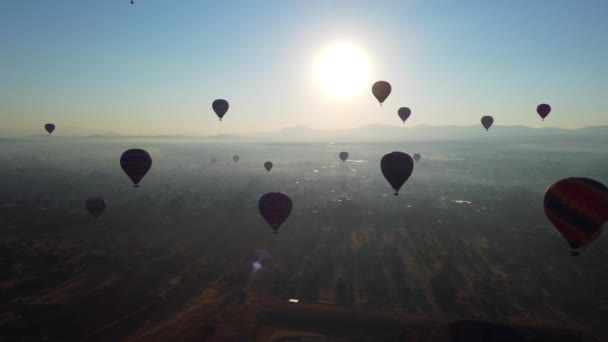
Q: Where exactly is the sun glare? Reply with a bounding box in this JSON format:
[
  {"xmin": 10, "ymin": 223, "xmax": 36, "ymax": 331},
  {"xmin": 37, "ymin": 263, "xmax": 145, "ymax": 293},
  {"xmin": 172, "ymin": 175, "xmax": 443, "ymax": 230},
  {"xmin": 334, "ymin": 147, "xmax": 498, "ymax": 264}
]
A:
[{"xmin": 315, "ymin": 43, "xmax": 369, "ymax": 98}]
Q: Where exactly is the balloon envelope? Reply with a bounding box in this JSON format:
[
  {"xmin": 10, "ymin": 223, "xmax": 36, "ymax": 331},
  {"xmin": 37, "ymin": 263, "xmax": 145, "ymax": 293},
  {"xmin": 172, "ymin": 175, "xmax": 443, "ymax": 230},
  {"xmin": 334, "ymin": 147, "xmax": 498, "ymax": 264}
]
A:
[
  {"xmin": 339, "ymin": 152, "xmax": 349, "ymax": 162},
  {"xmin": 258, "ymin": 192, "xmax": 293, "ymax": 233},
  {"xmin": 264, "ymin": 161, "xmax": 273, "ymax": 172},
  {"xmin": 381, "ymin": 152, "xmax": 414, "ymax": 195},
  {"xmin": 233, "ymin": 155, "xmax": 239, "ymax": 163},
  {"xmin": 213, "ymin": 99, "xmax": 229, "ymax": 121},
  {"xmin": 543, "ymin": 177, "xmax": 608, "ymax": 254},
  {"xmin": 413, "ymin": 153, "xmax": 421, "ymax": 162},
  {"xmin": 44, "ymin": 123, "xmax": 55, "ymax": 135},
  {"xmin": 537, "ymin": 104, "xmax": 551, "ymax": 120},
  {"xmin": 481, "ymin": 116, "xmax": 494, "ymax": 131},
  {"xmin": 120, "ymin": 149, "xmax": 152, "ymax": 187},
  {"xmin": 86, "ymin": 197, "xmax": 106, "ymax": 219},
  {"xmin": 398, "ymin": 107, "xmax": 411, "ymax": 123},
  {"xmin": 372, "ymin": 81, "xmax": 391, "ymax": 105}
]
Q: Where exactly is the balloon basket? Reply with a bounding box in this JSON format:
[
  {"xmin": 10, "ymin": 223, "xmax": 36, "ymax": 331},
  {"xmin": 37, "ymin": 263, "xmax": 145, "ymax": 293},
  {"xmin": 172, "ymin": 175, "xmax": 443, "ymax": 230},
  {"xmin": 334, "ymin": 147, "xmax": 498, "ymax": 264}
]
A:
[{"xmin": 571, "ymin": 250, "xmax": 580, "ymax": 256}]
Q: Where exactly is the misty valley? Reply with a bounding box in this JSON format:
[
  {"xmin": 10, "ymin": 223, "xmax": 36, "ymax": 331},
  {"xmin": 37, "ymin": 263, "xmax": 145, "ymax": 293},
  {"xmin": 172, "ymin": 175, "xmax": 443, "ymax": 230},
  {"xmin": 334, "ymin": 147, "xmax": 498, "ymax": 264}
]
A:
[{"xmin": 1, "ymin": 133, "xmax": 607, "ymax": 341}]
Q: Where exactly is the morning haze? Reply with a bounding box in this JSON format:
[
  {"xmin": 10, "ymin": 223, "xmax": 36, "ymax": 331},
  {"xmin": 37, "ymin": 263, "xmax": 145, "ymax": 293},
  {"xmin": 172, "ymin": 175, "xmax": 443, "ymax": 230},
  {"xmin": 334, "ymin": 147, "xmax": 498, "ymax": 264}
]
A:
[{"xmin": 1, "ymin": 1, "xmax": 607, "ymax": 341}]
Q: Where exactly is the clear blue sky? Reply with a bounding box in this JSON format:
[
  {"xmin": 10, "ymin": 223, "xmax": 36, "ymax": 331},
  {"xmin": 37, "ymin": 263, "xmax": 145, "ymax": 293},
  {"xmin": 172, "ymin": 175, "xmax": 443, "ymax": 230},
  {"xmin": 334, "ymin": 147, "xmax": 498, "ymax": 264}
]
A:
[{"xmin": 1, "ymin": 0, "xmax": 606, "ymax": 136}]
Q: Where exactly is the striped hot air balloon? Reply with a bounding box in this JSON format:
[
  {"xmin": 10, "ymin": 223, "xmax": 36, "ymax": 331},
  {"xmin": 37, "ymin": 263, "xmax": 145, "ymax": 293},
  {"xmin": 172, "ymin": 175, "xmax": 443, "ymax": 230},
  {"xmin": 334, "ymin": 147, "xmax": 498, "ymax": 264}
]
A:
[{"xmin": 543, "ymin": 177, "xmax": 608, "ymax": 256}]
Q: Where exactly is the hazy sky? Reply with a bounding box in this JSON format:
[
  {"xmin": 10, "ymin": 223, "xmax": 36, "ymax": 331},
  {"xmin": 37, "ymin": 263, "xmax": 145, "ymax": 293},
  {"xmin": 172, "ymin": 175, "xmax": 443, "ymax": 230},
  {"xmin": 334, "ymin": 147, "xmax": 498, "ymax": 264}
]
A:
[{"xmin": 1, "ymin": 0, "xmax": 606, "ymax": 136}]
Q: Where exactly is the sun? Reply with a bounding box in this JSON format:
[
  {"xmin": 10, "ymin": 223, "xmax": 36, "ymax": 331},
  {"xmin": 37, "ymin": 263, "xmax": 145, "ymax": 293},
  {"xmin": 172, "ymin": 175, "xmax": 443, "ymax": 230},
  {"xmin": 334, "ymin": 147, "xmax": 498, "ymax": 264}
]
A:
[{"xmin": 314, "ymin": 43, "xmax": 369, "ymax": 98}]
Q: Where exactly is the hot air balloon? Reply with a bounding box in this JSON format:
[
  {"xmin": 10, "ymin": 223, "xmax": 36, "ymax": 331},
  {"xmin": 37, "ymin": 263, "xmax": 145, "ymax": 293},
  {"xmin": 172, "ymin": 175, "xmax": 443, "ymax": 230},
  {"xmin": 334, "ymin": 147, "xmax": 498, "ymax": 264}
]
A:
[
  {"xmin": 264, "ymin": 161, "xmax": 273, "ymax": 172},
  {"xmin": 481, "ymin": 116, "xmax": 494, "ymax": 131},
  {"xmin": 233, "ymin": 155, "xmax": 240, "ymax": 163},
  {"xmin": 339, "ymin": 152, "xmax": 349, "ymax": 162},
  {"xmin": 44, "ymin": 123, "xmax": 55, "ymax": 135},
  {"xmin": 398, "ymin": 107, "xmax": 411, "ymax": 123},
  {"xmin": 211, "ymin": 158, "xmax": 217, "ymax": 164},
  {"xmin": 120, "ymin": 149, "xmax": 152, "ymax": 187},
  {"xmin": 258, "ymin": 192, "xmax": 293, "ymax": 234},
  {"xmin": 543, "ymin": 177, "xmax": 608, "ymax": 256},
  {"xmin": 413, "ymin": 153, "xmax": 421, "ymax": 162},
  {"xmin": 213, "ymin": 99, "xmax": 229, "ymax": 121},
  {"xmin": 381, "ymin": 152, "xmax": 414, "ymax": 196},
  {"xmin": 537, "ymin": 104, "xmax": 551, "ymax": 121},
  {"xmin": 372, "ymin": 81, "xmax": 391, "ymax": 106},
  {"xmin": 86, "ymin": 197, "xmax": 106, "ymax": 219}
]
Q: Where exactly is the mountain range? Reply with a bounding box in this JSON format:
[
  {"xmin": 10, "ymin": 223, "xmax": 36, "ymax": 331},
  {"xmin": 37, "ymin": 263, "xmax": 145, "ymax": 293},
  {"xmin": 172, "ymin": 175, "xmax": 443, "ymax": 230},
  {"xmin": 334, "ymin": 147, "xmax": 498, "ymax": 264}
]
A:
[{"xmin": 19, "ymin": 124, "xmax": 608, "ymax": 143}]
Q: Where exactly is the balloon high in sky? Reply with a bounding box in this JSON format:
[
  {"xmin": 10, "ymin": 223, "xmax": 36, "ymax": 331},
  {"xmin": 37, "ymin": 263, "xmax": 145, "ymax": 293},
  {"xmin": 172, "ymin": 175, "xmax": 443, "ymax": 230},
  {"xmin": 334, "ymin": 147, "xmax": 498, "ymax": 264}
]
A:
[
  {"xmin": 44, "ymin": 123, "xmax": 55, "ymax": 135},
  {"xmin": 212, "ymin": 99, "xmax": 229, "ymax": 121},
  {"xmin": 1, "ymin": 2, "xmax": 605, "ymax": 136},
  {"xmin": 481, "ymin": 116, "xmax": 494, "ymax": 131},
  {"xmin": 537, "ymin": 104, "xmax": 551, "ymax": 121},
  {"xmin": 371, "ymin": 81, "xmax": 391, "ymax": 106},
  {"xmin": 398, "ymin": 108, "xmax": 411, "ymax": 123}
]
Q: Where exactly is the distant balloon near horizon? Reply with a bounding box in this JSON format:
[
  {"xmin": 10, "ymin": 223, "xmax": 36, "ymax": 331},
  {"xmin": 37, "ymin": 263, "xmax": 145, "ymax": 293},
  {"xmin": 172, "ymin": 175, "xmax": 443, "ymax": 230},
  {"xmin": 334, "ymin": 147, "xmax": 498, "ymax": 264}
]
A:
[
  {"xmin": 258, "ymin": 192, "xmax": 293, "ymax": 234},
  {"xmin": 371, "ymin": 81, "xmax": 391, "ymax": 106},
  {"xmin": 120, "ymin": 149, "xmax": 152, "ymax": 188},
  {"xmin": 86, "ymin": 197, "xmax": 106, "ymax": 219},
  {"xmin": 264, "ymin": 161, "xmax": 273, "ymax": 172},
  {"xmin": 233, "ymin": 155, "xmax": 240, "ymax": 163},
  {"xmin": 44, "ymin": 123, "xmax": 55, "ymax": 135},
  {"xmin": 481, "ymin": 116, "xmax": 494, "ymax": 131},
  {"xmin": 397, "ymin": 107, "xmax": 411, "ymax": 123},
  {"xmin": 413, "ymin": 153, "xmax": 421, "ymax": 162},
  {"xmin": 381, "ymin": 152, "xmax": 414, "ymax": 196},
  {"xmin": 544, "ymin": 177, "xmax": 608, "ymax": 256},
  {"xmin": 537, "ymin": 104, "xmax": 551, "ymax": 121},
  {"xmin": 211, "ymin": 158, "xmax": 217, "ymax": 164},
  {"xmin": 212, "ymin": 99, "xmax": 229, "ymax": 121},
  {"xmin": 339, "ymin": 152, "xmax": 349, "ymax": 162}
]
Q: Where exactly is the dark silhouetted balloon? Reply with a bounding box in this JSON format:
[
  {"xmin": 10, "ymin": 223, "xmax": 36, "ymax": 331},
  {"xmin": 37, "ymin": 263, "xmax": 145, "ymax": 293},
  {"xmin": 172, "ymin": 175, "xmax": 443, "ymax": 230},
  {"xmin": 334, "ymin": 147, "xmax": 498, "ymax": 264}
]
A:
[
  {"xmin": 537, "ymin": 104, "xmax": 551, "ymax": 121},
  {"xmin": 213, "ymin": 99, "xmax": 229, "ymax": 121},
  {"xmin": 398, "ymin": 107, "xmax": 411, "ymax": 123},
  {"xmin": 86, "ymin": 197, "xmax": 106, "ymax": 219},
  {"xmin": 372, "ymin": 81, "xmax": 391, "ymax": 106},
  {"xmin": 120, "ymin": 149, "xmax": 152, "ymax": 188},
  {"xmin": 413, "ymin": 153, "xmax": 421, "ymax": 162},
  {"xmin": 339, "ymin": 152, "xmax": 349, "ymax": 162},
  {"xmin": 44, "ymin": 123, "xmax": 55, "ymax": 135},
  {"xmin": 481, "ymin": 116, "xmax": 494, "ymax": 131},
  {"xmin": 264, "ymin": 161, "xmax": 273, "ymax": 172},
  {"xmin": 258, "ymin": 192, "xmax": 293, "ymax": 234},
  {"xmin": 233, "ymin": 155, "xmax": 239, "ymax": 163},
  {"xmin": 381, "ymin": 152, "xmax": 414, "ymax": 196},
  {"xmin": 211, "ymin": 158, "xmax": 217, "ymax": 164},
  {"xmin": 544, "ymin": 177, "xmax": 608, "ymax": 256}
]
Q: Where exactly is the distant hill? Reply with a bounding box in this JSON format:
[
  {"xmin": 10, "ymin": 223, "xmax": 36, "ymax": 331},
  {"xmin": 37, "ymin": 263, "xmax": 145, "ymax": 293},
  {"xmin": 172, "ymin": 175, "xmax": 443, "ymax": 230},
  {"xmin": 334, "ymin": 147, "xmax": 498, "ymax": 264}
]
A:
[{"xmin": 13, "ymin": 124, "xmax": 608, "ymax": 143}]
